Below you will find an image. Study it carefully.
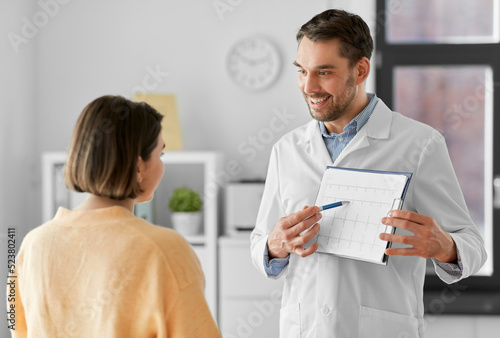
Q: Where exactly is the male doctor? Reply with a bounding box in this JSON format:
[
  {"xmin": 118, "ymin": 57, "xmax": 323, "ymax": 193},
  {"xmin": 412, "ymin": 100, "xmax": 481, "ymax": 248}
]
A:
[{"xmin": 250, "ymin": 9, "xmax": 486, "ymax": 338}]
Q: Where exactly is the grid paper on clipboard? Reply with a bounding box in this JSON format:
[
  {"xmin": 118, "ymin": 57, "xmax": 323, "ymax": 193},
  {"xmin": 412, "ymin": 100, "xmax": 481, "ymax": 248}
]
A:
[{"xmin": 314, "ymin": 167, "xmax": 412, "ymax": 265}]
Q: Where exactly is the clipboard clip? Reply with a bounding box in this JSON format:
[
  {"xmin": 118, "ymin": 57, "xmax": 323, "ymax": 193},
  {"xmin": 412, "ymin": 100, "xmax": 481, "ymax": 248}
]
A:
[
  {"xmin": 383, "ymin": 198, "xmax": 403, "ymax": 235},
  {"xmin": 387, "ymin": 198, "xmax": 403, "ymax": 216}
]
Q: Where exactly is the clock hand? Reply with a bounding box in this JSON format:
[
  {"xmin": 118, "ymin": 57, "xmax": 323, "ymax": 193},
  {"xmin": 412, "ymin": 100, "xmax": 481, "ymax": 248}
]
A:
[
  {"xmin": 252, "ymin": 55, "xmax": 272, "ymax": 64},
  {"xmin": 237, "ymin": 54, "xmax": 256, "ymax": 66}
]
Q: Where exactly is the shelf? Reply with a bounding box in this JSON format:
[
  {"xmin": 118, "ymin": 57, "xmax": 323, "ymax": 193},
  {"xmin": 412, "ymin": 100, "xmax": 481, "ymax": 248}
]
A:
[{"xmin": 183, "ymin": 235, "xmax": 207, "ymax": 245}]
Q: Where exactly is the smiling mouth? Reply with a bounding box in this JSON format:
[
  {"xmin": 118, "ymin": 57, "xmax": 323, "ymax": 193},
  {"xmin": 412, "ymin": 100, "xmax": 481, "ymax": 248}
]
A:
[{"xmin": 309, "ymin": 95, "xmax": 331, "ymax": 106}]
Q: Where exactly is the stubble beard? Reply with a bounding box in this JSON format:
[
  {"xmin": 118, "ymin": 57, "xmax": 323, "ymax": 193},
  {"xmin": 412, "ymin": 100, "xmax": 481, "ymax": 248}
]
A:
[{"xmin": 306, "ymin": 75, "xmax": 356, "ymax": 123}]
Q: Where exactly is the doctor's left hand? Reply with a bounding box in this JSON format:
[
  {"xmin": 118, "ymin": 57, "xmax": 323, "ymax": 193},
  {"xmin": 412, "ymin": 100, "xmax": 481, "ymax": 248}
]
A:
[{"xmin": 379, "ymin": 210, "xmax": 457, "ymax": 263}]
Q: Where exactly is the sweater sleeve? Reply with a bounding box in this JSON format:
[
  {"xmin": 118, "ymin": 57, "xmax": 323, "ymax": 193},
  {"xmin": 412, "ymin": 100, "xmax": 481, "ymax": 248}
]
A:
[
  {"xmin": 153, "ymin": 231, "xmax": 220, "ymax": 338},
  {"xmin": 166, "ymin": 278, "xmax": 221, "ymax": 338}
]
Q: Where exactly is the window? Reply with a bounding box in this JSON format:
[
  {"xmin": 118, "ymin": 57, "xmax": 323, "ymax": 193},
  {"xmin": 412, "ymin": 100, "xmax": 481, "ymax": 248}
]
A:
[
  {"xmin": 386, "ymin": 0, "xmax": 499, "ymax": 44},
  {"xmin": 376, "ymin": 0, "xmax": 500, "ymax": 314}
]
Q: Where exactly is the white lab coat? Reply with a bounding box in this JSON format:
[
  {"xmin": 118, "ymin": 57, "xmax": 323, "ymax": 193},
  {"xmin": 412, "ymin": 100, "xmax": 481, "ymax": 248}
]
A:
[{"xmin": 250, "ymin": 99, "xmax": 486, "ymax": 338}]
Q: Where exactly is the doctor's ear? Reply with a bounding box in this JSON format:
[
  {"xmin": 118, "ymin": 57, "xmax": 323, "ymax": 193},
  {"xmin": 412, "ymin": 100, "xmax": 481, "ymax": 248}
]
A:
[{"xmin": 354, "ymin": 57, "xmax": 370, "ymax": 85}]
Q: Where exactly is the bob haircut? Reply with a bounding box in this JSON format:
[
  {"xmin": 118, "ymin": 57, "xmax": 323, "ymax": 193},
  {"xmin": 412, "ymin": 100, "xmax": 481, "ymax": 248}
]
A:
[
  {"xmin": 296, "ymin": 9, "xmax": 374, "ymax": 68},
  {"xmin": 65, "ymin": 95, "xmax": 163, "ymax": 200}
]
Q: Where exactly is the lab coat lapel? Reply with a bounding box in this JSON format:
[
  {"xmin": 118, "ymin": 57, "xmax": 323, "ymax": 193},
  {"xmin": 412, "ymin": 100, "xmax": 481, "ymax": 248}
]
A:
[
  {"xmin": 296, "ymin": 99, "xmax": 394, "ymax": 168},
  {"xmin": 334, "ymin": 99, "xmax": 393, "ymax": 165},
  {"xmin": 297, "ymin": 120, "xmax": 333, "ymax": 168}
]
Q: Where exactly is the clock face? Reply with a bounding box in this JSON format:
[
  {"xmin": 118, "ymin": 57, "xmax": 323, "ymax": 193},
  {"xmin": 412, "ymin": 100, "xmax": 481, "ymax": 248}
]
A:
[{"xmin": 226, "ymin": 37, "xmax": 281, "ymax": 91}]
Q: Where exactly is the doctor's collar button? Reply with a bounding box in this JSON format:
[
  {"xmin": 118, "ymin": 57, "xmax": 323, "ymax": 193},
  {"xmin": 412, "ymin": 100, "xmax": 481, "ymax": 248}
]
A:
[{"xmin": 321, "ymin": 305, "xmax": 330, "ymax": 315}]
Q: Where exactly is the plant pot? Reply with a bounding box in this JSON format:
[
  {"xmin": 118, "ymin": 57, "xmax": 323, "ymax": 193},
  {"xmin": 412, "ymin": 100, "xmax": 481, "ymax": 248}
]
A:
[{"xmin": 171, "ymin": 211, "xmax": 203, "ymax": 236}]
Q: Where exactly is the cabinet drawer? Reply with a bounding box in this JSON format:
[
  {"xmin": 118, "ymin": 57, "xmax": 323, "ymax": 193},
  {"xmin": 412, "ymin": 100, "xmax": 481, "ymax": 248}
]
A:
[{"xmin": 219, "ymin": 238, "xmax": 284, "ymax": 297}]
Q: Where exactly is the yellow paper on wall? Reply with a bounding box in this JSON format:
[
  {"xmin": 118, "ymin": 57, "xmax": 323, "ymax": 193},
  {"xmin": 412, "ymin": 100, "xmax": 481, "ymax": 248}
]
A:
[{"xmin": 133, "ymin": 93, "xmax": 183, "ymax": 151}]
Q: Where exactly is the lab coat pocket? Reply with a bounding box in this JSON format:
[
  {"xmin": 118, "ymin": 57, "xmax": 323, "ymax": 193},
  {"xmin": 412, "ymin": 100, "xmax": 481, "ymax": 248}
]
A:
[
  {"xmin": 280, "ymin": 303, "xmax": 301, "ymax": 338},
  {"xmin": 358, "ymin": 306, "xmax": 419, "ymax": 338}
]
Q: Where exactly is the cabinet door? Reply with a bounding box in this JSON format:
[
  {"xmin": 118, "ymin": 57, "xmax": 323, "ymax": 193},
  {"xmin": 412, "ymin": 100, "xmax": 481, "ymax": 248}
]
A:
[
  {"xmin": 221, "ymin": 298, "xmax": 281, "ymax": 338},
  {"xmin": 191, "ymin": 245, "xmax": 208, "ymax": 277},
  {"xmin": 219, "ymin": 239, "xmax": 284, "ymax": 337}
]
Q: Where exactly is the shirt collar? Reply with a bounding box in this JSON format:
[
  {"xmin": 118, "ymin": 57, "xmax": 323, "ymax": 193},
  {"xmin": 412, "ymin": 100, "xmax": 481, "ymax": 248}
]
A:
[{"xmin": 319, "ymin": 93, "xmax": 378, "ymax": 138}]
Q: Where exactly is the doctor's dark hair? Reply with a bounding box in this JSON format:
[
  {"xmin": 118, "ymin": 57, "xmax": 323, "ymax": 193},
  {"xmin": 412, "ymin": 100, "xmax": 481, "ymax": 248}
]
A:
[
  {"xmin": 296, "ymin": 9, "xmax": 374, "ymax": 67},
  {"xmin": 65, "ymin": 95, "xmax": 163, "ymax": 200}
]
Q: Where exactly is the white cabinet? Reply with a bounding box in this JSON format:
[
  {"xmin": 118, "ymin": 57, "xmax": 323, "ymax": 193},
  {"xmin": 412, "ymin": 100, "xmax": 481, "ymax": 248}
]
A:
[
  {"xmin": 219, "ymin": 236, "xmax": 284, "ymax": 337},
  {"xmin": 42, "ymin": 151, "xmax": 222, "ymax": 319},
  {"xmin": 42, "ymin": 152, "xmax": 88, "ymax": 221}
]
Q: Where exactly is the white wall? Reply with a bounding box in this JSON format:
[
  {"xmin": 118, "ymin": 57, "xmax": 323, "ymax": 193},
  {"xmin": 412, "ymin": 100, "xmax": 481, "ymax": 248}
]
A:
[
  {"xmin": 1, "ymin": 1, "xmax": 38, "ymax": 231},
  {"xmin": 1, "ymin": 1, "xmax": 37, "ymax": 336},
  {"xmin": 35, "ymin": 0, "xmax": 329, "ymax": 177},
  {"xmin": 2, "ymin": 0, "xmax": 499, "ymax": 336},
  {"xmin": 7, "ymin": 0, "xmax": 378, "ymax": 225}
]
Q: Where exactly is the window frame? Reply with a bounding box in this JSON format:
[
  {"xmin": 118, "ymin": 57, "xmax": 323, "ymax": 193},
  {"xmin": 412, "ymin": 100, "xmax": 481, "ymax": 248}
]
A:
[{"xmin": 376, "ymin": 0, "xmax": 500, "ymax": 315}]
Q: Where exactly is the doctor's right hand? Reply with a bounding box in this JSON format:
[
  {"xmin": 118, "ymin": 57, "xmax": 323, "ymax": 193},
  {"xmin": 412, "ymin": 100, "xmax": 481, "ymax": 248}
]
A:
[{"xmin": 267, "ymin": 206, "xmax": 322, "ymax": 259}]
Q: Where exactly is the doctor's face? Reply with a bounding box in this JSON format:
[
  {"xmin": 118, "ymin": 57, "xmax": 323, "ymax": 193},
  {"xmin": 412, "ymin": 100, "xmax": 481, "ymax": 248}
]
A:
[{"xmin": 295, "ymin": 37, "xmax": 357, "ymax": 123}]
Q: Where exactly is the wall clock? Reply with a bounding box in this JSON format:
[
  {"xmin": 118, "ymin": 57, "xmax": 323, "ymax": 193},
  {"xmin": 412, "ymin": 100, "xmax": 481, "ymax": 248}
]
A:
[{"xmin": 226, "ymin": 36, "xmax": 281, "ymax": 91}]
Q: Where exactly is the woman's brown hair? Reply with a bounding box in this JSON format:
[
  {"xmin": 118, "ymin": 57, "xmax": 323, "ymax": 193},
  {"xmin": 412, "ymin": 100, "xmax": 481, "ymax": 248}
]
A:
[{"xmin": 65, "ymin": 95, "xmax": 163, "ymax": 200}]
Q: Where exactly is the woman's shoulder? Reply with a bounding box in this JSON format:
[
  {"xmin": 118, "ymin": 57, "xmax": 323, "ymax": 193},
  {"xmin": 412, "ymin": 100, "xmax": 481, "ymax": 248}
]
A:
[
  {"xmin": 131, "ymin": 216, "xmax": 190, "ymax": 247},
  {"xmin": 130, "ymin": 217, "xmax": 205, "ymax": 285}
]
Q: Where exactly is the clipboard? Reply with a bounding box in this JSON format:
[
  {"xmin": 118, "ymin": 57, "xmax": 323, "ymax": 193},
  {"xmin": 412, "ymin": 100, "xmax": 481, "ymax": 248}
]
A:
[{"xmin": 313, "ymin": 166, "xmax": 412, "ymax": 265}]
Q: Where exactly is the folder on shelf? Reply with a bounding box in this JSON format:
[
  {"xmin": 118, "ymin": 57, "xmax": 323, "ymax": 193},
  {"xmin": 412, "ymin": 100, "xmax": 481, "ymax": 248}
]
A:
[
  {"xmin": 313, "ymin": 166, "xmax": 412, "ymax": 265},
  {"xmin": 133, "ymin": 93, "xmax": 183, "ymax": 151}
]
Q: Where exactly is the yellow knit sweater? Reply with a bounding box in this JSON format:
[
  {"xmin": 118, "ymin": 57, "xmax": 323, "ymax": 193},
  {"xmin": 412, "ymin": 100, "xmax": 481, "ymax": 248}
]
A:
[{"xmin": 7, "ymin": 206, "xmax": 221, "ymax": 337}]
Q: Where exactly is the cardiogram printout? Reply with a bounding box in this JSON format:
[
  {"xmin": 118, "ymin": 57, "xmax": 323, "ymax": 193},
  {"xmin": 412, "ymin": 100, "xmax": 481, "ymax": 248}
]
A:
[{"xmin": 314, "ymin": 166, "xmax": 412, "ymax": 265}]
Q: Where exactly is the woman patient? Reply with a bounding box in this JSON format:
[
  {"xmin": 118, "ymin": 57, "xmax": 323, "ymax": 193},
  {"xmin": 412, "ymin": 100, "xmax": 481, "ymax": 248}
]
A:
[{"xmin": 8, "ymin": 95, "xmax": 221, "ymax": 337}]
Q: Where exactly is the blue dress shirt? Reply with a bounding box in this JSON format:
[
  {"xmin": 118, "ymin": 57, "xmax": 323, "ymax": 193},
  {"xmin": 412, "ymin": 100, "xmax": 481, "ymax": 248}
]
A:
[{"xmin": 319, "ymin": 93, "xmax": 378, "ymax": 162}]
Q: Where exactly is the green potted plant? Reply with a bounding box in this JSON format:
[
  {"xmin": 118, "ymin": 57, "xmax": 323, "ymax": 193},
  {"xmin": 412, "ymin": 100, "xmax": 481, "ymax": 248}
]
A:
[{"xmin": 168, "ymin": 186, "xmax": 203, "ymax": 236}]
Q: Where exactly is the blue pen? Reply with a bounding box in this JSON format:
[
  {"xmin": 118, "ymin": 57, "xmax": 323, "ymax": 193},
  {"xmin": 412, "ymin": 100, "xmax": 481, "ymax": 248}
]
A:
[
  {"xmin": 318, "ymin": 200, "xmax": 349, "ymax": 211},
  {"xmin": 301, "ymin": 201, "xmax": 350, "ymax": 227}
]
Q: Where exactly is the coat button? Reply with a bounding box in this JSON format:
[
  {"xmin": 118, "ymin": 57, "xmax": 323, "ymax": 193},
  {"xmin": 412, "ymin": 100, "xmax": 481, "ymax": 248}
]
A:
[{"xmin": 321, "ymin": 305, "xmax": 330, "ymax": 315}]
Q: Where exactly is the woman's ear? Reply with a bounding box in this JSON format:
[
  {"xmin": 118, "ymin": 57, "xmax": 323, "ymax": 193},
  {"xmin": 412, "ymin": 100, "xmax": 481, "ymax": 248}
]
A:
[{"xmin": 136, "ymin": 156, "xmax": 144, "ymax": 183}]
